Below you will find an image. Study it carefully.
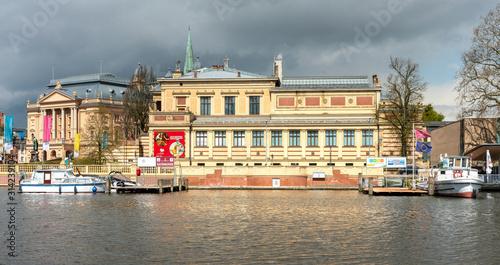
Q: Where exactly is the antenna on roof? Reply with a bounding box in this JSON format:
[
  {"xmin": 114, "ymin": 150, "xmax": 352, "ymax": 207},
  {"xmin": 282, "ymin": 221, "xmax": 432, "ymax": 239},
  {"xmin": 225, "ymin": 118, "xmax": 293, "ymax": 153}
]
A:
[
  {"xmin": 100, "ymin": 57, "xmax": 103, "ymax": 74},
  {"xmin": 52, "ymin": 64, "xmax": 55, "ymax": 80}
]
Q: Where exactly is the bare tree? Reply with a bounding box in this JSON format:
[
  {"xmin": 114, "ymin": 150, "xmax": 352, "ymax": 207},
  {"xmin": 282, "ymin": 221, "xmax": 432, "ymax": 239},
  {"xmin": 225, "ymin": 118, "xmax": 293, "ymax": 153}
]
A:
[
  {"xmin": 380, "ymin": 56, "xmax": 428, "ymax": 157},
  {"xmin": 122, "ymin": 65, "xmax": 156, "ymax": 137},
  {"xmin": 81, "ymin": 105, "xmax": 121, "ymax": 164},
  {"xmin": 456, "ymin": 4, "xmax": 500, "ymax": 118}
]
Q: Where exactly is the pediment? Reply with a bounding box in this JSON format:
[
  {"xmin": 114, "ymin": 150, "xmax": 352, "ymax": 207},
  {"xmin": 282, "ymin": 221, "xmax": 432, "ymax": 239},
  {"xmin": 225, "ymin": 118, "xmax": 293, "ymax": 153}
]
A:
[{"xmin": 38, "ymin": 90, "xmax": 75, "ymax": 104}]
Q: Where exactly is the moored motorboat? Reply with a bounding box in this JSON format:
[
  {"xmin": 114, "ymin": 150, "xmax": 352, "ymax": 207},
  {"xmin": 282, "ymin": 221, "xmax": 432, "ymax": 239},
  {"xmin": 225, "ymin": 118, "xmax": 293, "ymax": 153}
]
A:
[
  {"xmin": 19, "ymin": 168, "xmax": 106, "ymax": 193},
  {"xmin": 107, "ymin": 171, "xmax": 140, "ymax": 188},
  {"xmin": 417, "ymin": 156, "xmax": 483, "ymax": 198}
]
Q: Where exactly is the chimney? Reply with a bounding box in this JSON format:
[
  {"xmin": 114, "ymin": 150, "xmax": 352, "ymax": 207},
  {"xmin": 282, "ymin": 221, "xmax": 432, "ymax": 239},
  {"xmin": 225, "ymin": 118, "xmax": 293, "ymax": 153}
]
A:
[
  {"xmin": 237, "ymin": 72, "xmax": 241, "ymax": 77},
  {"xmin": 194, "ymin": 72, "xmax": 197, "ymax": 78},
  {"xmin": 274, "ymin": 54, "xmax": 283, "ymax": 84},
  {"xmin": 213, "ymin": 65, "xmax": 218, "ymax": 70},
  {"xmin": 372, "ymin": 75, "xmax": 378, "ymax": 84},
  {"xmin": 218, "ymin": 65, "xmax": 224, "ymax": 70},
  {"xmin": 224, "ymin": 57, "xmax": 229, "ymax": 68}
]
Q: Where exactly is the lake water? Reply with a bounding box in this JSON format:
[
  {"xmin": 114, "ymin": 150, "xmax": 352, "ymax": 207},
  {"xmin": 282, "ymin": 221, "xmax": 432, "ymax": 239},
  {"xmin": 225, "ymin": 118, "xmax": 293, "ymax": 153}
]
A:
[{"xmin": 1, "ymin": 188, "xmax": 499, "ymax": 264}]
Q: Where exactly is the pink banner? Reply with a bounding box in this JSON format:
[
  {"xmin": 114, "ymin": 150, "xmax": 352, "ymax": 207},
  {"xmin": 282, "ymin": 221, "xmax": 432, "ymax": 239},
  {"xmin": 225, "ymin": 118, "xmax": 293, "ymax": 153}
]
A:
[{"xmin": 43, "ymin": 116, "xmax": 52, "ymax": 142}]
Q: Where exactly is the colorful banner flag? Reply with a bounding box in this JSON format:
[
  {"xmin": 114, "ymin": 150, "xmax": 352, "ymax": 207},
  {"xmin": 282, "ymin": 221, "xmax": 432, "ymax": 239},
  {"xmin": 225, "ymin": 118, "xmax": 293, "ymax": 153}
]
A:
[
  {"xmin": 415, "ymin": 129, "xmax": 431, "ymax": 139},
  {"xmin": 486, "ymin": 150, "xmax": 493, "ymax": 174},
  {"xmin": 74, "ymin": 134, "xmax": 80, "ymax": 151},
  {"xmin": 43, "ymin": 116, "xmax": 52, "ymax": 142},
  {"xmin": 4, "ymin": 116, "xmax": 13, "ymax": 143},
  {"xmin": 102, "ymin": 134, "xmax": 108, "ymax": 151},
  {"xmin": 4, "ymin": 116, "xmax": 13, "ymax": 151},
  {"xmin": 416, "ymin": 141, "xmax": 432, "ymax": 154}
]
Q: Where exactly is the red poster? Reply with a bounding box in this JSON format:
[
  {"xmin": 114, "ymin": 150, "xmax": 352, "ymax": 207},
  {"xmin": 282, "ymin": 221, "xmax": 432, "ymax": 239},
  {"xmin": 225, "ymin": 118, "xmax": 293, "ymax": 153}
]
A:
[{"xmin": 154, "ymin": 131, "xmax": 185, "ymax": 158}]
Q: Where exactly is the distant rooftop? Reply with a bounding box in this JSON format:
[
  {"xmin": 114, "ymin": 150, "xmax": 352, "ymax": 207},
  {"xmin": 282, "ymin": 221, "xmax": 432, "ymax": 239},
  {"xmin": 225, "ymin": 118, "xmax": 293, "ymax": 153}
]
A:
[
  {"xmin": 168, "ymin": 66, "xmax": 271, "ymax": 79},
  {"xmin": 280, "ymin": 76, "xmax": 373, "ymax": 89},
  {"xmin": 48, "ymin": 73, "xmax": 129, "ymax": 86},
  {"xmin": 40, "ymin": 73, "xmax": 129, "ymax": 102}
]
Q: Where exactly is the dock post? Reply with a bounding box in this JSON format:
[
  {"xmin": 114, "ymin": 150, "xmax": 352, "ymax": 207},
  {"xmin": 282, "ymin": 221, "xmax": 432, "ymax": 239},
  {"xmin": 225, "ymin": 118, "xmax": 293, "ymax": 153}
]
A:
[
  {"xmin": 170, "ymin": 178, "xmax": 174, "ymax": 192},
  {"xmin": 368, "ymin": 177, "xmax": 373, "ymax": 196},
  {"xmin": 185, "ymin": 178, "xmax": 189, "ymax": 191},
  {"xmin": 358, "ymin": 173, "xmax": 363, "ymax": 192},
  {"xmin": 158, "ymin": 179, "xmax": 163, "ymax": 194},
  {"xmin": 106, "ymin": 177, "xmax": 111, "ymax": 194},
  {"xmin": 428, "ymin": 176, "xmax": 435, "ymax": 196}
]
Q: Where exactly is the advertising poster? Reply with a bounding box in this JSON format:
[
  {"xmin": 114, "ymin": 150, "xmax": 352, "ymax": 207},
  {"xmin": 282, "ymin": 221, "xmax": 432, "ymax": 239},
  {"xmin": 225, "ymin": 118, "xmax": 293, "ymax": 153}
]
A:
[
  {"xmin": 154, "ymin": 131, "xmax": 185, "ymax": 157},
  {"xmin": 366, "ymin": 157, "xmax": 386, "ymax": 168},
  {"xmin": 387, "ymin": 157, "xmax": 407, "ymax": 168}
]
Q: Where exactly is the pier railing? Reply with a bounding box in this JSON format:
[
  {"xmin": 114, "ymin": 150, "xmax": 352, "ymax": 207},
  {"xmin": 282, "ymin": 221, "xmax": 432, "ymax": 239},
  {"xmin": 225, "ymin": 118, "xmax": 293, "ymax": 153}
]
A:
[{"xmin": 480, "ymin": 174, "xmax": 500, "ymax": 184}]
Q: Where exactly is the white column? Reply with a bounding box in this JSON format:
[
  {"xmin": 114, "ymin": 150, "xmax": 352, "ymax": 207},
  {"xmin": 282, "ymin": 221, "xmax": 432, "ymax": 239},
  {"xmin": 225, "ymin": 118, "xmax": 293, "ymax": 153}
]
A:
[
  {"xmin": 70, "ymin": 107, "xmax": 74, "ymax": 139},
  {"xmin": 51, "ymin": 108, "xmax": 56, "ymax": 140},
  {"xmin": 61, "ymin": 108, "xmax": 66, "ymax": 140}
]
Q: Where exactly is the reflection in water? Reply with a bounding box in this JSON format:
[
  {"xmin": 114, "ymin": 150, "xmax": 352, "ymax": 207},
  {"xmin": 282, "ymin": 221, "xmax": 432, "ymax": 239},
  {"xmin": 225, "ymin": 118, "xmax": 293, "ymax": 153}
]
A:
[{"xmin": 1, "ymin": 190, "xmax": 499, "ymax": 264}]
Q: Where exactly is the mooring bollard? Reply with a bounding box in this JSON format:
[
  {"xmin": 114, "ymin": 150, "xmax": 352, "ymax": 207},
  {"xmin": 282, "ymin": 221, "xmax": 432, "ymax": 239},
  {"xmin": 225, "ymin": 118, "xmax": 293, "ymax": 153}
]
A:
[
  {"xmin": 106, "ymin": 177, "xmax": 111, "ymax": 194},
  {"xmin": 428, "ymin": 176, "xmax": 435, "ymax": 196},
  {"xmin": 368, "ymin": 177, "xmax": 373, "ymax": 196},
  {"xmin": 158, "ymin": 179, "xmax": 163, "ymax": 194},
  {"xmin": 170, "ymin": 178, "xmax": 174, "ymax": 192},
  {"xmin": 358, "ymin": 172, "xmax": 363, "ymax": 192}
]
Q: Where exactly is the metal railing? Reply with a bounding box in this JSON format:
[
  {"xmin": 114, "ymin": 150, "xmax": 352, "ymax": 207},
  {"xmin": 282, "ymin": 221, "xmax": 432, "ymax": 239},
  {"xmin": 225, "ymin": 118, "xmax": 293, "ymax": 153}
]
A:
[{"xmin": 480, "ymin": 174, "xmax": 500, "ymax": 184}]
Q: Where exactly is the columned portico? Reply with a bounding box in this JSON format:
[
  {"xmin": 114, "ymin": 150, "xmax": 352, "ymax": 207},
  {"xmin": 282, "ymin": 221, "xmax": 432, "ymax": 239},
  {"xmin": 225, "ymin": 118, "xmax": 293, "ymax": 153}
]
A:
[{"xmin": 61, "ymin": 108, "xmax": 65, "ymax": 140}]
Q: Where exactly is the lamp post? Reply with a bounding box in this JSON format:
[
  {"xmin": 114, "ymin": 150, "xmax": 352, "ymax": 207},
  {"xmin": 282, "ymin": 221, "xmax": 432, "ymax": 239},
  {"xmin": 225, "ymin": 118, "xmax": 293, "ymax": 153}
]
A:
[{"xmin": 134, "ymin": 121, "xmax": 137, "ymax": 163}]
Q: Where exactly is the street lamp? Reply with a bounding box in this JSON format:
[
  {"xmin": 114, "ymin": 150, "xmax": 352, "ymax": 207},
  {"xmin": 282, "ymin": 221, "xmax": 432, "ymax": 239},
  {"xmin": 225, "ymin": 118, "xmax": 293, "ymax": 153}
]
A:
[{"xmin": 134, "ymin": 121, "xmax": 137, "ymax": 162}]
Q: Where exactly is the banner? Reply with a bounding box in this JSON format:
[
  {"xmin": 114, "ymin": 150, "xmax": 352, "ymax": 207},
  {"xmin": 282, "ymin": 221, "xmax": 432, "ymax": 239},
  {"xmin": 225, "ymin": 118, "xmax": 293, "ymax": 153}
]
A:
[
  {"xmin": 102, "ymin": 134, "xmax": 108, "ymax": 151},
  {"xmin": 415, "ymin": 129, "xmax": 431, "ymax": 139},
  {"xmin": 4, "ymin": 116, "xmax": 13, "ymax": 143},
  {"xmin": 416, "ymin": 141, "xmax": 432, "ymax": 154},
  {"xmin": 4, "ymin": 116, "xmax": 13, "ymax": 150},
  {"xmin": 486, "ymin": 150, "xmax": 493, "ymax": 174},
  {"xmin": 43, "ymin": 116, "xmax": 52, "ymax": 142},
  {"xmin": 154, "ymin": 131, "xmax": 185, "ymax": 157},
  {"xmin": 74, "ymin": 134, "xmax": 80, "ymax": 151},
  {"xmin": 366, "ymin": 157, "xmax": 386, "ymax": 168},
  {"xmin": 387, "ymin": 157, "xmax": 407, "ymax": 168}
]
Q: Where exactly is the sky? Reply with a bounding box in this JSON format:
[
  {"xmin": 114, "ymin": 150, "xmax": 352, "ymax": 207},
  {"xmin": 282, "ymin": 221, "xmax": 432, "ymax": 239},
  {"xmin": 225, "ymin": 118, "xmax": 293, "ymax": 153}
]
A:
[{"xmin": 1, "ymin": 0, "xmax": 498, "ymax": 128}]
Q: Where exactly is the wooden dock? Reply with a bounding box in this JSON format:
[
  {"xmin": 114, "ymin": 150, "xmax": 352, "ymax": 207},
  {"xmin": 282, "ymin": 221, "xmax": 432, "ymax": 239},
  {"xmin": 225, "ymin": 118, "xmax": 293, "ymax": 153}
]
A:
[
  {"xmin": 361, "ymin": 187, "xmax": 428, "ymax": 196},
  {"xmin": 109, "ymin": 178, "xmax": 188, "ymax": 194}
]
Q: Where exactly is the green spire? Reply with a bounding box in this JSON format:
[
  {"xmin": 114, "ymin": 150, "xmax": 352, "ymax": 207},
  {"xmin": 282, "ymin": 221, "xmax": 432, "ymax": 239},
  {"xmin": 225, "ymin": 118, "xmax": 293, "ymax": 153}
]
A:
[{"xmin": 184, "ymin": 27, "xmax": 194, "ymax": 73}]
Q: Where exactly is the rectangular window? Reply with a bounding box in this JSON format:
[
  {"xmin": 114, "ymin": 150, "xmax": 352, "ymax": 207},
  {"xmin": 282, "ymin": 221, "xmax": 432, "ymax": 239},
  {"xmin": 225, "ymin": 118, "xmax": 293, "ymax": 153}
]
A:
[
  {"xmin": 344, "ymin": 130, "xmax": 355, "ymax": 146},
  {"xmin": 196, "ymin": 131, "xmax": 207, "ymax": 147},
  {"xmin": 200, "ymin": 97, "xmax": 211, "ymax": 115},
  {"xmin": 225, "ymin": 96, "xmax": 235, "ymax": 115},
  {"xmin": 289, "ymin": 131, "xmax": 300, "ymax": 146},
  {"xmin": 326, "ymin": 130, "xmax": 337, "ymax": 146},
  {"xmin": 307, "ymin": 131, "xmax": 318, "ymax": 146},
  {"xmin": 253, "ymin": 131, "xmax": 264, "ymax": 146},
  {"xmin": 271, "ymin": 131, "xmax": 282, "ymax": 146},
  {"xmin": 362, "ymin": 130, "xmax": 373, "ymax": 146},
  {"xmin": 233, "ymin": 131, "xmax": 245, "ymax": 147},
  {"xmin": 214, "ymin": 131, "xmax": 226, "ymax": 147},
  {"xmin": 249, "ymin": 96, "xmax": 260, "ymax": 115}
]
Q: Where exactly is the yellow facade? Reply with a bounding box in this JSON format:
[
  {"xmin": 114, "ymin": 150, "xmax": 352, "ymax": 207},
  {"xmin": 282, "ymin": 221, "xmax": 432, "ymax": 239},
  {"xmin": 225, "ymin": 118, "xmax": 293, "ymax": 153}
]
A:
[
  {"xmin": 25, "ymin": 73, "xmax": 128, "ymax": 161},
  {"xmin": 149, "ymin": 59, "xmax": 385, "ymax": 168}
]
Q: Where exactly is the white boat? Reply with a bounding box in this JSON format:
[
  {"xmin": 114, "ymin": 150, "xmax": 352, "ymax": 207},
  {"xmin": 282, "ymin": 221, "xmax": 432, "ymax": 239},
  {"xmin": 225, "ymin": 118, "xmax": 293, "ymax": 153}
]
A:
[
  {"xmin": 108, "ymin": 171, "xmax": 140, "ymax": 188},
  {"xmin": 417, "ymin": 156, "xmax": 483, "ymax": 198},
  {"xmin": 19, "ymin": 168, "xmax": 106, "ymax": 193}
]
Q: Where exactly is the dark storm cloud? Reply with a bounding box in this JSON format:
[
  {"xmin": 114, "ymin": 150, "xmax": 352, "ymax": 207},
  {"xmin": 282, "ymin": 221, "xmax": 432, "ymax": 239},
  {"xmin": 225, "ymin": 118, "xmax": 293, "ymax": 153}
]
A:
[{"xmin": 0, "ymin": 0, "xmax": 498, "ymax": 127}]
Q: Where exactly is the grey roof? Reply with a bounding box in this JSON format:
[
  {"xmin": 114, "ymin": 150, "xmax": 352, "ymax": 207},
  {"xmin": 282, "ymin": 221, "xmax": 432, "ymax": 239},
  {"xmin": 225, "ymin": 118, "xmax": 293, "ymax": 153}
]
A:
[
  {"xmin": 280, "ymin": 76, "xmax": 373, "ymax": 89},
  {"xmin": 41, "ymin": 73, "xmax": 129, "ymax": 101},
  {"xmin": 174, "ymin": 67, "xmax": 270, "ymax": 79}
]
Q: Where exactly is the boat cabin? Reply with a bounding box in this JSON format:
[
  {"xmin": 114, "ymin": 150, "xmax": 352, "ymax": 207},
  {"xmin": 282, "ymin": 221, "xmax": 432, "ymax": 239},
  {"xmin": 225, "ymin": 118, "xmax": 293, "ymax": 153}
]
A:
[{"xmin": 442, "ymin": 156, "xmax": 470, "ymax": 169}]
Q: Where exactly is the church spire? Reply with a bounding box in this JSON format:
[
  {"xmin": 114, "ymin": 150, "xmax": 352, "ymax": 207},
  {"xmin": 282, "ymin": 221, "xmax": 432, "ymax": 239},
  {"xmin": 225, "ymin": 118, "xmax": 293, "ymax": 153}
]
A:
[{"xmin": 184, "ymin": 26, "xmax": 194, "ymax": 74}]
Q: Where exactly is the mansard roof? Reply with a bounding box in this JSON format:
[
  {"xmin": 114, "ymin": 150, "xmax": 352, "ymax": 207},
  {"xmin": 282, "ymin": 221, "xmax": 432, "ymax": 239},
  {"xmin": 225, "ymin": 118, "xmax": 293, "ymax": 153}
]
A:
[
  {"xmin": 279, "ymin": 76, "xmax": 378, "ymax": 89},
  {"xmin": 39, "ymin": 73, "xmax": 129, "ymax": 102}
]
